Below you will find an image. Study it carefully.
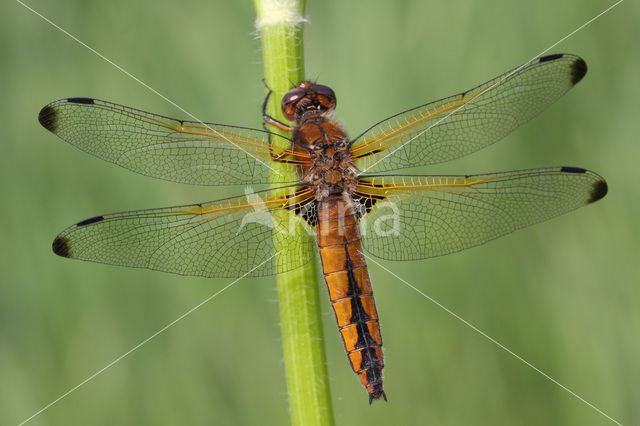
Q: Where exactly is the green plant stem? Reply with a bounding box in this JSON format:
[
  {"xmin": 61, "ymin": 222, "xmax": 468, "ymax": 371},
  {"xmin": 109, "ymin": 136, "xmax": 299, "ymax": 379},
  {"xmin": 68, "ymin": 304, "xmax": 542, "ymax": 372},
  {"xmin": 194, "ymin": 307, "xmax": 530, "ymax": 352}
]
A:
[{"xmin": 252, "ymin": 1, "xmax": 334, "ymax": 425}]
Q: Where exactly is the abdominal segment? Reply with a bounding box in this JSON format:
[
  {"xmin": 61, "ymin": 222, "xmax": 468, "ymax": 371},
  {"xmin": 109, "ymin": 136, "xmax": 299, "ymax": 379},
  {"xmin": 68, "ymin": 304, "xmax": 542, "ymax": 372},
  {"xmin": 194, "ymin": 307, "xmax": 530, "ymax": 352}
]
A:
[{"xmin": 316, "ymin": 195, "xmax": 386, "ymax": 402}]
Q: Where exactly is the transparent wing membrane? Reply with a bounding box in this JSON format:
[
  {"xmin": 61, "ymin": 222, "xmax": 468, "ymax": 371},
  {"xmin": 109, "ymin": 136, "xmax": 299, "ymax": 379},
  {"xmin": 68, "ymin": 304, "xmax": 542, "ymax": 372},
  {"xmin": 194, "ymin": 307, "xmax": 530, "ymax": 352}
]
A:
[
  {"xmin": 38, "ymin": 98, "xmax": 308, "ymax": 185},
  {"xmin": 52, "ymin": 186, "xmax": 318, "ymax": 278},
  {"xmin": 43, "ymin": 54, "xmax": 608, "ymax": 281},
  {"xmin": 351, "ymin": 54, "xmax": 587, "ymax": 174},
  {"xmin": 356, "ymin": 167, "xmax": 606, "ymax": 261}
]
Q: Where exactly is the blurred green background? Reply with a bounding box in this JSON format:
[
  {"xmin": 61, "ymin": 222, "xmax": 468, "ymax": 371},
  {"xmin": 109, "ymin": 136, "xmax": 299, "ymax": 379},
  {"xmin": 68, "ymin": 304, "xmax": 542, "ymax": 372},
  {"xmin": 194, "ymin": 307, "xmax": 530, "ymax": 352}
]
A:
[{"xmin": 2, "ymin": 0, "xmax": 638, "ymax": 425}]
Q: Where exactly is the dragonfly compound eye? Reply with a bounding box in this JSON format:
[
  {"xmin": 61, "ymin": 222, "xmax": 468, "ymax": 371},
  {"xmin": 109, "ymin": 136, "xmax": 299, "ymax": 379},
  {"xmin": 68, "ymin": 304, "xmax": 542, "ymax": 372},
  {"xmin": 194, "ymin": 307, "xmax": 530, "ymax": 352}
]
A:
[
  {"xmin": 281, "ymin": 87, "xmax": 307, "ymax": 121},
  {"xmin": 312, "ymin": 84, "xmax": 337, "ymax": 111}
]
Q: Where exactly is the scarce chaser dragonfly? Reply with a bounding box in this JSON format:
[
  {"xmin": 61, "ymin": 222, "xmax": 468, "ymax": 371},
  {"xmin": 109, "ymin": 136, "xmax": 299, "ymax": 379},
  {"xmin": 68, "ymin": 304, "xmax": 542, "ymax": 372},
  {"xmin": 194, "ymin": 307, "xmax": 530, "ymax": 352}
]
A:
[{"xmin": 39, "ymin": 53, "xmax": 607, "ymax": 402}]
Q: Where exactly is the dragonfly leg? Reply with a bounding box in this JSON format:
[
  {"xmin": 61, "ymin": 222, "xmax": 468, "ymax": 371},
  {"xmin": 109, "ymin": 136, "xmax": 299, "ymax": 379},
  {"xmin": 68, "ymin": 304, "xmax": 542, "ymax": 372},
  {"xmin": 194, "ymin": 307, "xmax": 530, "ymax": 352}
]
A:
[
  {"xmin": 262, "ymin": 81, "xmax": 293, "ymax": 132},
  {"xmin": 261, "ymin": 80, "xmax": 294, "ymax": 161}
]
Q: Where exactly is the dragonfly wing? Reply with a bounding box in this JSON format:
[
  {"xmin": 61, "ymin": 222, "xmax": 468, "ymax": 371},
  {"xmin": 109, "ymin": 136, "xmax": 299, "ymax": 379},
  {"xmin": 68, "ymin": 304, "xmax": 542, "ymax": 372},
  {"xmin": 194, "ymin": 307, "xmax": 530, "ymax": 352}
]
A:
[
  {"xmin": 355, "ymin": 167, "xmax": 606, "ymax": 261},
  {"xmin": 351, "ymin": 54, "xmax": 587, "ymax": 174},
  {"xmin": 39, "ymin": 98, "xmax": 304, "ymax": 186},
  {"xmin": 52, "ymin": 186, "xmax": 317, "ymax": 278}
]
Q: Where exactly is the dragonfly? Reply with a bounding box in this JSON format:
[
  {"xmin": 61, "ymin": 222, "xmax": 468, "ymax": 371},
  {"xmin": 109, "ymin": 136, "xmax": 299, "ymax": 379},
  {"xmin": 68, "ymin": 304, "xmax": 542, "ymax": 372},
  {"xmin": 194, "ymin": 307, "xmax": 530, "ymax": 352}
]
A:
[{"xmin": 39, "ymin": 53, "xmax": 607, "ymax": 403}]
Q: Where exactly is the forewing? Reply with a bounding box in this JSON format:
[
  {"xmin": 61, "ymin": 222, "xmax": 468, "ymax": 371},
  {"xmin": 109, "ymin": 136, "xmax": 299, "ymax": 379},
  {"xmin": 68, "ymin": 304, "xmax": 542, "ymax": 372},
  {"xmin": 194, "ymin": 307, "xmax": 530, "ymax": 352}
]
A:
[
  {"xmin": 38, "ymin": 98, "xmax": 306, "ymax": 185},
  {"xmin": 52, "ymin": 186, "xmax": 317, "ymax": 278},
  {"xmin": 356, "ymin": 167, "xmax": 607, "ymax": 261},
  {"xmin": 351, "ymin": 54, "xmax": 587, "ymax": 174}
]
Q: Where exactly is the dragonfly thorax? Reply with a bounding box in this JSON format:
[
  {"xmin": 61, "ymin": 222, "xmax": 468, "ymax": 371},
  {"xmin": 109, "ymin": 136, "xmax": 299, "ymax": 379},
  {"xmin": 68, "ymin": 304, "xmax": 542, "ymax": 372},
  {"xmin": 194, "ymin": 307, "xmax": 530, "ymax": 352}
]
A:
[
  {"xmin": 291, "ymin": 102, "xmax": 358, "ymax": 201},
  {"xmin": 303, "ymin": 141, "xmax": 358, "ymax": 200}
]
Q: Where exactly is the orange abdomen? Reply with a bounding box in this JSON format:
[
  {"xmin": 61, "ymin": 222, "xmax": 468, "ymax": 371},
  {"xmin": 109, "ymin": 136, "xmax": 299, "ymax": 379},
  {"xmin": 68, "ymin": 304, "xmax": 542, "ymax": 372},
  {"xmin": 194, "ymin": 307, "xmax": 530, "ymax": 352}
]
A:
[{"xmin": 316, "ymin": 195, "xmax": 385, "ymax": 402}]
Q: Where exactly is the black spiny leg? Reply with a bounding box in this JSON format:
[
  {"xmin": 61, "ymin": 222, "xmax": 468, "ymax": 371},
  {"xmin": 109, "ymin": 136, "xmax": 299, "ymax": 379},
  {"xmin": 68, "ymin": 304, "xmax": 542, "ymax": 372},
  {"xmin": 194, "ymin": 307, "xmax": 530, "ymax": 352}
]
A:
[{"xmin": 261, "ymin": 80, "xmax": 294, "ymax": 161}]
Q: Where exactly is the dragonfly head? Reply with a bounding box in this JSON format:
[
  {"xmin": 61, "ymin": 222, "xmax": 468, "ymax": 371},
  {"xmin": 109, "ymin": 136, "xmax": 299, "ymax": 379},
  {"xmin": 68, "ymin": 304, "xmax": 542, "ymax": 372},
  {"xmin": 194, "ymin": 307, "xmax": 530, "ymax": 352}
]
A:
[{"xmin": 282, "ymin": 81, "xmax": 336, "ymax": 123}]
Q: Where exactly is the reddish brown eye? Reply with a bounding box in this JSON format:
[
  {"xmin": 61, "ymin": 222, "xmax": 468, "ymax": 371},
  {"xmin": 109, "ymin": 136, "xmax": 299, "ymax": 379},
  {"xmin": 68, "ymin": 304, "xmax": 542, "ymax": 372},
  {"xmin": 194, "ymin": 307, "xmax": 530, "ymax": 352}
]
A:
[
  {"xmin": 282, "ymin": 88, "xmax": 305, "ymax": 106},
  {"xmin": 281, "ymin": 82, "xmax": 337, "ymax": 121},
  {"xmin": 281, "ymin": 87, "xmax": 306, "ymax": 121},
  {"xmin": 313, "ymin": 85, "xmax": 335, "ymax": 101},
  {"xmin": 314, "ymin": 85, "xmax": 336, "ymax": 110}
]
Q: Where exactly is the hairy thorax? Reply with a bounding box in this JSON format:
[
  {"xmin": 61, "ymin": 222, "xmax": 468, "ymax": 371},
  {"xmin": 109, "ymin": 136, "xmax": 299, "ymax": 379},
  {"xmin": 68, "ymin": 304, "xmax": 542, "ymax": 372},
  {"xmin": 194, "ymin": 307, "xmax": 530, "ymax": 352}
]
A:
[{"xmin": 294, "ymin": 116, "xmax": 358, "ymax": 201}]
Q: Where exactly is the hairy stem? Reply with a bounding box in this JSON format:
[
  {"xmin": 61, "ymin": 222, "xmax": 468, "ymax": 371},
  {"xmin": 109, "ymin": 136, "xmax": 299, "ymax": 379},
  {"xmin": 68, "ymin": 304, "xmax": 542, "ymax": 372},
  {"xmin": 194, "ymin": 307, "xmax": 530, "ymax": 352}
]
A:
[{"xmin": 253, "ymin": 1, "xmax": 334, "ymax": 425}]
